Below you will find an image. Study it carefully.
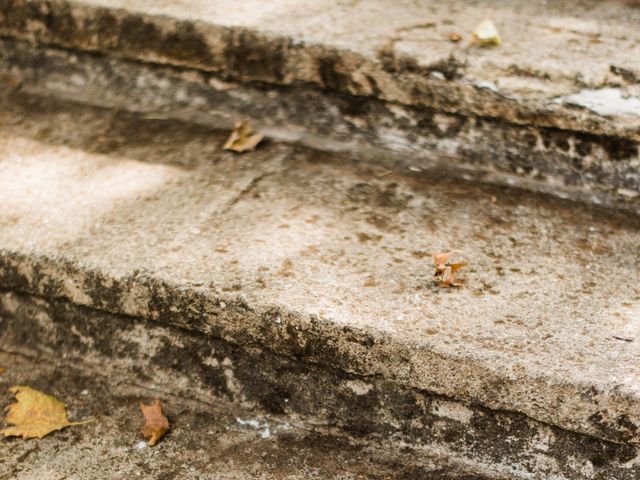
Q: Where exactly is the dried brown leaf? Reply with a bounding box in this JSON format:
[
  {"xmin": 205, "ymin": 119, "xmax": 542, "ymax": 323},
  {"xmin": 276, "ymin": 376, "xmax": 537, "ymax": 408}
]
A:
[
  {"xmin": 140, "ymin": 399, "xmax": 169, "ymax": 446},
  {"xmin": 1, "ymin": 386, "xmax": 91, "ymax": 439},
  {"xmin": 439, "ymin": 267, "xmax": 455, "ymax": 287},
  {"xmin": 223, "ymin": 120, "xmax": 264, "ymax": 153},
  {"xmin": 447, "ymin": 32, "xmax": 462, "ymax": 43},
  {"xmin": 449, "ymin": 262, "xmax": 467, "ymax": 274},
  {"xmin": 433, "ymin": 252, "xmax": 467, "ymax": 287},
  {"xmin": 433, "ymin": 251, "xmax": 452, "ymax": 268},
  {"xmin": 433, "ymin": 251, "xmax": 460, "ymax": 274}
]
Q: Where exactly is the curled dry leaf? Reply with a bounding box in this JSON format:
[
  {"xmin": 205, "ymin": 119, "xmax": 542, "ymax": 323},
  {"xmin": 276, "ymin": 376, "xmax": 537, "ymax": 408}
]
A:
[
  {"xmin": 140, "ymin": 399, "xmax": 169, "ymax": 446},
  {"xmin": 447, "ymin": 32, "xmax": 462, "ymax": 43},
  {"xmin": 433, "ymin": 251, "xmax": 467, "ymax": 287},
  {"xmin": 433, "ymin": 250, "xmax": 460, "ymax": 274},
  {"xmin": 470, "ymin": 19, "xmax": 501, "ymax": 47},
  {"xmin": 223, "ymin": 119, "xmax": 264, "ymax": 153},
  {"xmin": 1, "ymin": 386, "xmax": 91, "ymax": 439},
  {"xmin": 440, "ymin": 262, "xmax": 467, "ymax": 287}
]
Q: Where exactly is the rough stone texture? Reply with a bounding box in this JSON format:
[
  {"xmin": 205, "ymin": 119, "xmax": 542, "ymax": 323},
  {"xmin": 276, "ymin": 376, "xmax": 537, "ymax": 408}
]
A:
[
  {"xmin": 0, "ymin": 0, "xmax": 638, "ymax": 207},
  {"xmin": 1, "ymin": 0, "xmax": 639, "ymax": 136},
  {"xmin": 2, "ymin": 39, "xmax": 639, "ymax": 214},
  {"xmin": 0, "ymin": 92, "xmax": 638, "ymax": 459},
  {"xmin": 0, "ymin": 349, "xmax": 496, "ymax": 480},
  {"xmin": 1, "ymin": 290, "xmax": 638, "ymax": 480}
]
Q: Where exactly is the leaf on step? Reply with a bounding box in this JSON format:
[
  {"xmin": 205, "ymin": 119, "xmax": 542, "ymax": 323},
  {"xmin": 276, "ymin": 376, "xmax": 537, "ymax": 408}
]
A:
[
  {"xmin": 223, "ymin": 120, "xmax": 264, "ymax": 153},
  {"xmin": 440, "ymin": 262, "xmax": 468, "ymax": 287},
  {"xmin": 470, "ymin": 19, "xmax": 501, "ymax": 47},
  {"xmin": 140, "ymin": 399, "xmax": 169, "ymax": 446},
  {"xmin": 433, "ymin": 251, "xmax": 467, "ymax": 287},
  {"xmin": 433, "ymin": 250, "xmax": 460, "ymax": 275},
  {"xmin": 1, "ymin": 386, "xmax": 91, "ymax": 439}
]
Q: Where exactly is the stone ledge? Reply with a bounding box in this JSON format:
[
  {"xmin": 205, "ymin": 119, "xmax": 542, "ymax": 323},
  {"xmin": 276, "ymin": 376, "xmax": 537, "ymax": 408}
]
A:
[
  {"xmin": 0, "ymin": 0, "xmax": 639, "ymax": 139},
  {"xmin": 0, "ymin": 92, "xmax": 637, "ymax": 451}
]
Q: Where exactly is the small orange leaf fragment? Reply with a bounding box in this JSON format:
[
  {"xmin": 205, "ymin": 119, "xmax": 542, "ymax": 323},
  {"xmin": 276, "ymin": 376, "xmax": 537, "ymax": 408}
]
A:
[
  {"xmin": 1, "ymin": 386, "xmax": 91, "ymax": 439},
  {"xmin": 140, "ymin": 399, "xmax": 169, "ymax": 446},
  {"xmin": 433, "ymin": 251, "xmax": 467, "ymax": 287},
  {"xmin": 449, "ymin": 262, "xmax": 467, "ymax": 274},
  {"xmin": 223, "ymin": 119, "xmax": 263, "ymax": 153},
  {"xmin": 433, "ymin": 250, "xmax": 460, "ymax": 274}
]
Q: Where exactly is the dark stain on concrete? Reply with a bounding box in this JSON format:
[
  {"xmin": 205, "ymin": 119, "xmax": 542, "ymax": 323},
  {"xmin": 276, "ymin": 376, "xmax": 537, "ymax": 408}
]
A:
[
  {"xmin": 1, "ymin": 290, "xmax": 638, "ymax": 480},
  {"xmin": 223, "ymin": 28, "xmax": 289, "ymax": 82},
  {"xmin": 317, "ymin": 52, "xmax": 354, "ymax": 91}
]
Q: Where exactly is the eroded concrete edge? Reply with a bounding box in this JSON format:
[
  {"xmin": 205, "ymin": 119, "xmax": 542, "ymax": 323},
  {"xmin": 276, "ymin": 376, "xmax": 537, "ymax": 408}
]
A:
[
  {"xmin": 1, "ymin": 289, "xmax": 639, "ymax": 480},
  {"xmin": 0, "ymin": 250, "xmax": 638, "ymax": 452},
  {"xmin": 0, "ymin": 0, "xmax": 638, "ymax": 140}
]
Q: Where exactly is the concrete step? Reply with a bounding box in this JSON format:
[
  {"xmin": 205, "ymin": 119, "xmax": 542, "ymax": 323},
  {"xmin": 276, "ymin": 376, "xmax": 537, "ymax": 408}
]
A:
[
  {"xmin": 0, "ymin": 0, "xmax": 638, "ymax": 211},
  {"xmin": 0, "ymin": 92, "xmax": 638, "ymax": 479}
]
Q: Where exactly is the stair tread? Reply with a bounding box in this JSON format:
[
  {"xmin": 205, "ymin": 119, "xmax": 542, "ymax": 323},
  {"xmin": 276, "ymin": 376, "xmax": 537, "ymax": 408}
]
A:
[{"xmin": 0, "ymin": 93, "xmax": 638, "ymax": 446}]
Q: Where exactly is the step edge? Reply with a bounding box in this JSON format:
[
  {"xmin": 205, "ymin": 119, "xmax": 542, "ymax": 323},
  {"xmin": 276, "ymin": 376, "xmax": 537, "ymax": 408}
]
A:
[
  {"xmin": 0, "ymin": 248, "xmax": 637, "ymax": 448},
  {"xmin": 0, "ymin": 0, "xmax": 638, "ymax": 140}
]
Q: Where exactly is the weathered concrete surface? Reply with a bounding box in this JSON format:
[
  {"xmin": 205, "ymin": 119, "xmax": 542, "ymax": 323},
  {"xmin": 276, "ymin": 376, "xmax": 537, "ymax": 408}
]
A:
[
  {"xmin": 1, "ymin": 290, "xmax": 637, "ymax": 480},
  {"xmin": 0, "ymin": 92, "xmax": 638, "ymax": 459},
  {"xmin": 2, "ymin": 39, "xmax": 639, "ymax": 214},
  {"xmin": 0, "ymin": 351, "xmax": 495, "ymax": 480},
  {"xmin": 0, "ymin": 0, "xmax": 639, "ymax": 209},
  {"xmin": 1, "ymin": 0, "xmax": 639, "ymax": 136}
]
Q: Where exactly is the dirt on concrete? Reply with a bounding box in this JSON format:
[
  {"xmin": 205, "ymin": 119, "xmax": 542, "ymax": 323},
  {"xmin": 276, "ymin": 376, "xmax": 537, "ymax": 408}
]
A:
[
  {"xmin": 0, "ymin": 2, "xmax": 638, "ymax": 478},
  {"xmin": 0, "ymin": 351, "xmax": 494, "ymax": 480},
  {"xmin": 1, "ymin": 0, "xmax": 639, "ymax": 134}
]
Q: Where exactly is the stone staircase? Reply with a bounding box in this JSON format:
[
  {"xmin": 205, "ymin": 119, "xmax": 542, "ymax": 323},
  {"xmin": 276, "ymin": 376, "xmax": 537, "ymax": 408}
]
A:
[{"xmin": 0, "ymin": 1, "xmax": 638, "ymax": 479}]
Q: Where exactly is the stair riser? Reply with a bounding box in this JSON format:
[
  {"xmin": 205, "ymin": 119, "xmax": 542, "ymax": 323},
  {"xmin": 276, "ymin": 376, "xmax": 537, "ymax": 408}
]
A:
[
  {"xmin": 1, "ymin": 39, "xmax": 639, "ymax": 213},
  {"xmin": 1, "ymin": 289, "xmax": 637, "ymax": 480}
]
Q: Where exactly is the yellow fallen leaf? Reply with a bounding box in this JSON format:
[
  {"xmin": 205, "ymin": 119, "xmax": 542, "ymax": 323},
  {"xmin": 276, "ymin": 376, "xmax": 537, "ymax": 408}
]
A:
[
  {"xmin": 223, "ymin": 120, "xmax": 263, "ymax": 153},
  {"xmin": 140, "ymin": 399, "xmax": 169, "ymax": 446},
  {"xmin": 471, "ymin": 19, "xmax": 501, "ymax": 47},
  {"xmin": 1, "ymin": 386, "xmax": 91, "ymax": 439}
]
